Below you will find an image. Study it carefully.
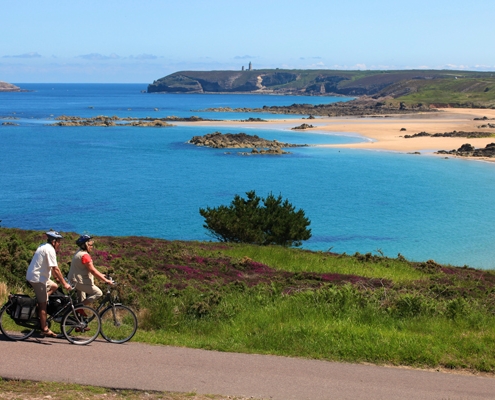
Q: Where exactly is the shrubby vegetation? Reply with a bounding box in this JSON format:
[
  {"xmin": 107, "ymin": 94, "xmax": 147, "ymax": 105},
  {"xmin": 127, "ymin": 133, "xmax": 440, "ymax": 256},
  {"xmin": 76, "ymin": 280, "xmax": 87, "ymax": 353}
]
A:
[
  {"xmin": 1, "ymin": 227, "xmax": 495, "ymax": 373},
  {"xmin": 199, "ymin": 191, "xmax": 311, "ymax": 247}
]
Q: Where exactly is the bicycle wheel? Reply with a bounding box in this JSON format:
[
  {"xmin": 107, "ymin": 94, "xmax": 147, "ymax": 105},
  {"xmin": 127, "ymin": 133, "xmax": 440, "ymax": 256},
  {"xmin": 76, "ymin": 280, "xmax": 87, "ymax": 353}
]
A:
[
  {"xmin": 0, "ymin": 304, "xmax": 36, "ymax": 341},
  {"xmin": 100, "ymin": 305, "xmax": 137, "ymax": 344},
  {"xmin": 61, "ymin": 305, "xmax": 100, "ymax": 345}
]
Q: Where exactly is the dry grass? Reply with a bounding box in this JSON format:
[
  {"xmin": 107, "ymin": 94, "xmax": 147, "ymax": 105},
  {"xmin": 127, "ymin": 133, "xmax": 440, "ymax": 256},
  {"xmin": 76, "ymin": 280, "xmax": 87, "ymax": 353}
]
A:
[
  {"xmin": 0, "ymin": 282, "xmax": 7, "ymax": 304},
  {"xmin": 0, "ymin": 378, "xmax": 261, "ymax": 400}
]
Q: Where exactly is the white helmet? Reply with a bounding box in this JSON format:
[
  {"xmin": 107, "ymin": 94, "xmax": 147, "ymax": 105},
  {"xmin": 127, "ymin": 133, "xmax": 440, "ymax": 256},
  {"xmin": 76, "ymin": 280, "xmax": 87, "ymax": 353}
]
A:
[{"xmin": 46, "ymin": 230, "xmax": 63, "ymax": 240}]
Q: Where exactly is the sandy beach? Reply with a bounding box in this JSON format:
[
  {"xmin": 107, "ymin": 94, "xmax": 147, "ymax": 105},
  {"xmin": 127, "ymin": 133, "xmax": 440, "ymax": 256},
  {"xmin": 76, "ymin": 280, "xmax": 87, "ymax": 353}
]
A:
[{"xmin": 182, "ymin": 108, "xmax": 495, "ymax": 157}]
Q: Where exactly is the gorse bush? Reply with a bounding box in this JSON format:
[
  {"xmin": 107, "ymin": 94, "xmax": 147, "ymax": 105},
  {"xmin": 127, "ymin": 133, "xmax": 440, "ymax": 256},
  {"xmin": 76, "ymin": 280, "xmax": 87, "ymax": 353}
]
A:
[{"xmin": 0, "ymin": 233, "xmax": 33, "ymax": 286}]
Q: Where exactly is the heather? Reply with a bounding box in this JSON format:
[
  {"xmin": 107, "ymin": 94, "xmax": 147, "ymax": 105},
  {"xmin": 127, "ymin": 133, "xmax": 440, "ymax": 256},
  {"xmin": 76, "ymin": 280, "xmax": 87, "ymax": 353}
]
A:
[{"xmin": 1, "ymin": 227, "xmax": 495, "ymax": 373}]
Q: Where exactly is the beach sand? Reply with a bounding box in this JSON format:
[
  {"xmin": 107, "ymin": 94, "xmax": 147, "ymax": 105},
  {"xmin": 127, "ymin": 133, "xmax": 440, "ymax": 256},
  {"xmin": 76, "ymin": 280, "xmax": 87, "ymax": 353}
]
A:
[{"xmin": 180, "ymin": 108, "xmax": 495, "ymax": 157}]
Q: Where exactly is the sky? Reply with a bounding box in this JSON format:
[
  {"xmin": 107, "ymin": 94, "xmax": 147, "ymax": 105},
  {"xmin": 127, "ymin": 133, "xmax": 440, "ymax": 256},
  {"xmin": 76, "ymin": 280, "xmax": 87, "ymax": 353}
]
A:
[{"xmin": 1, "ymin": 0, "xmax": 495, "ymax": 83}]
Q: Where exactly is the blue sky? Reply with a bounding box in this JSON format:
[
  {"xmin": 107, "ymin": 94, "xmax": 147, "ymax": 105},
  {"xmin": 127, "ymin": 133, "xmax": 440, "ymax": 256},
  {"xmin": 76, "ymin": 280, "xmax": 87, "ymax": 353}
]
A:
[{"xmin": 2, "ymin": 0, "xmax": 494, "ymax": 83}]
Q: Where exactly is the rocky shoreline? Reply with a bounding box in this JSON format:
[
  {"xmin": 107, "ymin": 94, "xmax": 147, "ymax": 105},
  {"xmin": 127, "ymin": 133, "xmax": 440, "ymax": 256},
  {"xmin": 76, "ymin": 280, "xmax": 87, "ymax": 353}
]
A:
[
  {"xmin": 435, "ymin": 143, "xmax": 495, "ymax": 158},
  {"xmin": 50, "ymin": 115, "xmax": 218, "ymax": 127},
  {"xmin": 404, "ymin": 131, "xmax": 494, "ymax": 139},
  {"xmin": 189, "ymin": 132, "xmax": 308, "ymax": 155},
  {"xmin": 0, "ymin": 81, "xmax": 22, "ymax": 92},
  {"xmin": 201, "ymin": 98, "xmax": 435, "ymax": 117}
]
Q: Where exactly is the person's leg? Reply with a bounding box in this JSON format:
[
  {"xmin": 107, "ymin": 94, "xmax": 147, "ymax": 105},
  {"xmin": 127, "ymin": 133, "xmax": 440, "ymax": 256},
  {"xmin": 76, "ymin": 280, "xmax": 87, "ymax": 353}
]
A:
[
  {"xmin": 76, "ymin": 283, "xmax": 102, "ymax": 305},
  {"xmin": 46, "ymin": 279, "xmax": 58, "ymax": 297},
  {"xmin": 30, "ymin": 282, "xmax": 53, "ymax": 335}
]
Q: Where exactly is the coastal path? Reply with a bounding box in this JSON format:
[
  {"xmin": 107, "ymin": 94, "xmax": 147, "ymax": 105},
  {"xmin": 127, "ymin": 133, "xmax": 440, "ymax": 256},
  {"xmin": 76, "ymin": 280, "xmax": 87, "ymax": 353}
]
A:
[{"xmin": 1, "ymin": 337, "xmax": 494, "ymax": 400}]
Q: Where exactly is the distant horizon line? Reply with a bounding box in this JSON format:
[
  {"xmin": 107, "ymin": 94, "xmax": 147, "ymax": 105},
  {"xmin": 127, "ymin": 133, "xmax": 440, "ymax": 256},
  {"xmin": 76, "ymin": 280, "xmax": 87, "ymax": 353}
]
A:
[{"xmin": 11, "ymin": 82, "xmax": 150, "ymax": 85}]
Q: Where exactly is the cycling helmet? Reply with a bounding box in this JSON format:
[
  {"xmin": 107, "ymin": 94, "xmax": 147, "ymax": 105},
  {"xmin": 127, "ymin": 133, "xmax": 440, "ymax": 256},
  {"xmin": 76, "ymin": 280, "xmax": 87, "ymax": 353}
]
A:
[
  {"xmin": 46, "ymin": 231, "xmax": 63, "ymax": 239},
  {"xmin": 76, "ymin": 234, "xmax": 93, "ymax": 248}
]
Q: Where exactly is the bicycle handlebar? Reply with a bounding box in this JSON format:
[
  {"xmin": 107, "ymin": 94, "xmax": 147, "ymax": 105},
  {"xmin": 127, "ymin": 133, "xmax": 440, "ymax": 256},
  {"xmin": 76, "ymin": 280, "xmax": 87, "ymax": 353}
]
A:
[{"xmin": 104, "ymin": 275, "xmax": 116, "ymax": 285}]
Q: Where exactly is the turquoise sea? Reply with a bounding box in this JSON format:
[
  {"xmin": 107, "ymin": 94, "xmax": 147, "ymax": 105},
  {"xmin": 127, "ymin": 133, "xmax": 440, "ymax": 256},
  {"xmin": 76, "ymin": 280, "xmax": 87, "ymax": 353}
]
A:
[{"xmin": 1, "ymin": 83, "xmax": 495, "ymax": 269}]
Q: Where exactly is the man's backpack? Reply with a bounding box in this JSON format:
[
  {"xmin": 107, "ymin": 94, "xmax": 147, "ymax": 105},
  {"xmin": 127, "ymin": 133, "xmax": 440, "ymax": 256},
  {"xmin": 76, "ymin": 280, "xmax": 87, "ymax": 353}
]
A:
[{"xmin": 7, "ymin": 294, "xmax": 37, "ymax": 321}]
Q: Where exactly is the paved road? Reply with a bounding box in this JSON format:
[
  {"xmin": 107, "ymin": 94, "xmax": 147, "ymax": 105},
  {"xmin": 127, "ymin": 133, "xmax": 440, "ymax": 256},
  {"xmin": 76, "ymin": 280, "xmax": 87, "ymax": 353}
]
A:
[{"xmin": 1, "ymin": 336, "xmax": 494, "ymax": 400}]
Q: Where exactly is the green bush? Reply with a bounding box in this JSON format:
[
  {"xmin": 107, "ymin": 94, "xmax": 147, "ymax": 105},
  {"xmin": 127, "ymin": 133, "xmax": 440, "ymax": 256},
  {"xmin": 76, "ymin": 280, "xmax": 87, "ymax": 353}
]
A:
[
  {"xmin": 199, "ymin": 190, "xmax": 311, "ymax": 247},
  {"xmin": 0, "ymin": 233, "xmax": 34, "ymax": 288}
]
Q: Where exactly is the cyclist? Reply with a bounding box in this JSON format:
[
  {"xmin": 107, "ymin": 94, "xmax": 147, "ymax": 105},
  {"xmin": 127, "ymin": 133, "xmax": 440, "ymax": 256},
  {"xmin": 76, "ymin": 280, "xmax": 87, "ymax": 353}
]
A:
[
  {"xmin": 26, "ymin": 230, "xmax": 72, "ymax": 337},
  {"xmin": 68, "ymin": 235, "xmax": 113, "ymax": 311}
]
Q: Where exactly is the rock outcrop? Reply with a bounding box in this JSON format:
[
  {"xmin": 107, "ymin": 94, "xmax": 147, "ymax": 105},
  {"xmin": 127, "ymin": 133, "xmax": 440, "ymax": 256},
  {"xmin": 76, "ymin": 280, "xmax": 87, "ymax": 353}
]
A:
[
  {"xmin": 0, "ymin": 81, "xmax": 21, "ymax": 92},
  {"xmin": 52, "ymin": 115, "xmax": 174, "ymax": 127},
  {"xmin": 292, "ymin": 123, "xmax": 314, "ymax": 130},
  {"xmin": 436, "ymin": 143, "xmax": 495, "ymax": 158},
  {"xmin": 49, "ymin": 115, "xmax": 218, "ymax": 127},
  {"xmin": 202, "ymin": 98, "xmax": 433, "ymax": 117},
  {"xmin": 189, "ymin": 131, "xmax": 308, "ymax": 155},
  {"xmin": 404, "ymin": 131, "xmax": 494, "ymax": 139}
]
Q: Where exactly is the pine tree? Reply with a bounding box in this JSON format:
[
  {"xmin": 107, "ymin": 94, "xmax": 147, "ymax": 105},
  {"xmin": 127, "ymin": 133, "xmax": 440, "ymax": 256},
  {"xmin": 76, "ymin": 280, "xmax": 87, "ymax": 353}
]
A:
[{"xmin": 199, "ymin": 191, "xmax": 311, "ymax": 247}]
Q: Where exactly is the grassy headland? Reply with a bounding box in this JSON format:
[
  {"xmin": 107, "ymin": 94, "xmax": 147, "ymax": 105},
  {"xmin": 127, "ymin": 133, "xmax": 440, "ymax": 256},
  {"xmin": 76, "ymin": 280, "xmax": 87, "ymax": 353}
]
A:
[
  {"xmin": 1, "ymin": 227, "xmax": 495, "ymax": 374},
  {"xmin": 148, "ymin": 69, "xmax": 495, "ymax": 109}
]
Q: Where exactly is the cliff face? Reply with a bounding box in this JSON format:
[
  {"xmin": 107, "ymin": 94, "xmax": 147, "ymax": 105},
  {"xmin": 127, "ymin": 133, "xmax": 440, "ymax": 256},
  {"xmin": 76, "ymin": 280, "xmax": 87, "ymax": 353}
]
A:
[
  {"xmin": 147, "ymin": 70, "xmax": 495, "ymax": 106},
  {"xmin": 0, "ymin": 81, "xmax": 21, "ymax": 92}
]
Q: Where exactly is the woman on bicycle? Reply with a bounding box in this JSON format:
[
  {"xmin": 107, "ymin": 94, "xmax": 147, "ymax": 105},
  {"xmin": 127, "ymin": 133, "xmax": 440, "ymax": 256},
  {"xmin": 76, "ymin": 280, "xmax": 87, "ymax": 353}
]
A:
[{"xmin": 68, "ymin": 235, "xmax": 113, "ymax": 309}]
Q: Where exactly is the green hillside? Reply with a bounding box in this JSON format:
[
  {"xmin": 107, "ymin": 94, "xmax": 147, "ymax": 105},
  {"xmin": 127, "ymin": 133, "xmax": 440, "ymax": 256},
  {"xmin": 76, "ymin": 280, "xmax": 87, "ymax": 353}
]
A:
[
  {"xmin": 148, "ymin": 69, "xmax": 495, "ymax": 108},
  {"xmin": 2, "ymin": 227, "xmax": 495, "ymax": 373}
]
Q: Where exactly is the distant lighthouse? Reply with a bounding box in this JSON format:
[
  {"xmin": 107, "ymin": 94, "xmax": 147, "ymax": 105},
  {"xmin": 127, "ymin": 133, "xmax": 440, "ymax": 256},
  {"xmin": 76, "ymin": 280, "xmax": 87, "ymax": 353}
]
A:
[{"xmin": 248, "ymin": 61, "xmax": 252, "ymax": 71}]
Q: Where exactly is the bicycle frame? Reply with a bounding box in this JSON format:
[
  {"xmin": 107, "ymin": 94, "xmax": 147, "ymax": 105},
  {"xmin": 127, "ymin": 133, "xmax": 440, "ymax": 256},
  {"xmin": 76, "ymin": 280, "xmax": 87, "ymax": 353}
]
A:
[
  {"xmin": 93, "ymin": 281, "xmax": 123, "ymax": 314},
  {"xmin": 3, "ymin": 286, "xmax": 92, "ymax": 331}
]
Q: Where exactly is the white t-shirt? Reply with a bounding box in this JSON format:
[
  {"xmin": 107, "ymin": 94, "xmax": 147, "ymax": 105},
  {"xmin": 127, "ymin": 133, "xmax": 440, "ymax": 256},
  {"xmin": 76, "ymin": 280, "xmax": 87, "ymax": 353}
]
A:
[{"xmin": 26, "ymin": 243, "xmax": 58, "ymax": 283}]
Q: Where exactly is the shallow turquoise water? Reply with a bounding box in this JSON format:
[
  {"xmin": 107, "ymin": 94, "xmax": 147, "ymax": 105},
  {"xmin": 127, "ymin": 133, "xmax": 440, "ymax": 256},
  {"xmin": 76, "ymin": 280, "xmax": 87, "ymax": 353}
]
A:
[{"xmin": 1, "ymin": 84, "xmax": 494, "ymax": 269}]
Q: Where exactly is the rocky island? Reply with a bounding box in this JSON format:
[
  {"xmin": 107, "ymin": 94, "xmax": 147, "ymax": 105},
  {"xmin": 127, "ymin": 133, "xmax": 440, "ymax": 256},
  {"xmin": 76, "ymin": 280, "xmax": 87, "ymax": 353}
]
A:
[
  {"xmin": 0, "ymin": 81, "xmax": 21, "ymax": 92},
  {"xmin": 189, "ymin": 132, "xmax": 308, "ymax": 155},
  {"xmin": 50, "ymin": 115, "xmax": 218, "ymax": 127}
]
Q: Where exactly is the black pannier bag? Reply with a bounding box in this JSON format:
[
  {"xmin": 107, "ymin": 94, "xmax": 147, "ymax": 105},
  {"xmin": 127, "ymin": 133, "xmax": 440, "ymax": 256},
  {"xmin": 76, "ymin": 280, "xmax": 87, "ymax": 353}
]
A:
[
  {"xmin": 47, "ymin": 294, "xmax": 70, "ymax": 315},
  {"xmin": 9, "ymin": 294, "xmax": 37, "ymax": 321}
]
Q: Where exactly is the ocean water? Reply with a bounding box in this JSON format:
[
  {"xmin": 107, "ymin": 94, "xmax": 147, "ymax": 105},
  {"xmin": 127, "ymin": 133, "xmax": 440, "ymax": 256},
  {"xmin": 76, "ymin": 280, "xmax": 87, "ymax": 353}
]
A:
[{"xmin": 1, "ymin": 83, "xmax": 495, "ymax": 269}]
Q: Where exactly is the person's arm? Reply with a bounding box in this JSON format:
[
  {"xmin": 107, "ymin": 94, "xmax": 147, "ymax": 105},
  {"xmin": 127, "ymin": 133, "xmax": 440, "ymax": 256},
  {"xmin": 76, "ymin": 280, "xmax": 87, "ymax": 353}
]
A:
[
  {"xmin": 51, "ymin": 266, "xmax": 72, "ymax": 290},
  {"xmin": 84, "ymin": 260, "xmax": 113, "ymax": 284}
]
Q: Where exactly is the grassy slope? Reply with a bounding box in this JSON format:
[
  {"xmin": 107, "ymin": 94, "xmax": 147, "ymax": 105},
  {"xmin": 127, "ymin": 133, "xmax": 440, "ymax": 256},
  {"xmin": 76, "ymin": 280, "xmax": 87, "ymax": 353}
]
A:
[
  {"xmin": 396, "ymin": 78, "xmax": 495, "ymax": 106},
  {"xmin": 2, "ymin": 228, "xmax": 495, "ymax": 373}
]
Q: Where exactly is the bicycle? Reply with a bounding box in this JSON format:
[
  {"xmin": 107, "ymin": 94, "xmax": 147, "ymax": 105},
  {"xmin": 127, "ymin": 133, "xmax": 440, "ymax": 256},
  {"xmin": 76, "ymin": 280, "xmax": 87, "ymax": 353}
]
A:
[
  {"xmin": 89, "ymin": 277, "xmax": 138, "ymax": 344},
  {"xmin": 0, "ymin": 285, "xmax": 101, "ymax": 345}
]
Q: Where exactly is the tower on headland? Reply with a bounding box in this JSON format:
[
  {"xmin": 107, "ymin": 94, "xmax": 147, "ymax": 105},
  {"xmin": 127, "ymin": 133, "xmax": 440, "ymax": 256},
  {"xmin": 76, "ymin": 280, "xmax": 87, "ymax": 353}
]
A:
[{"xmin": 248, "ymin": 61, "xmax": 252, "ymax": 71}]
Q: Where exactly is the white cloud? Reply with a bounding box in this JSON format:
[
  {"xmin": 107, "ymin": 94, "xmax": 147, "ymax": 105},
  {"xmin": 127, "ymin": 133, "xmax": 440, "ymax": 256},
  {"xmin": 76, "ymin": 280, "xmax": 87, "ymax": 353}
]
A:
[
  {"xmin": 130, "ymin": 54, "xmax": 158, "ymax": 60},
  {"xmin": 445, "ymin": 64, "xmax": 470, "ymax": 70},
  {"xmin": 234, "ymin": 55, "xmax": 255, "ymax": 60},
  {"xmin": 3, "ymin": 52, "xmax": 42, "ymax": 58},
  {"xmin": 78, "ymin": 53, "xmax": 121, "ymax": 60}
]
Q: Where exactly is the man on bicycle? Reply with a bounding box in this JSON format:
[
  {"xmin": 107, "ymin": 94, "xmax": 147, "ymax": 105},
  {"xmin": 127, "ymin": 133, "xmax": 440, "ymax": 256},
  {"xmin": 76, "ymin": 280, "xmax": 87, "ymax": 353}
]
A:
[
  {"xmin": 68, "ymin": 235, "xmax": 113, "ymax": 310},
  {"xmin": 26, "ymin": 230, "xmax": 72, "ymax": 337}
]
